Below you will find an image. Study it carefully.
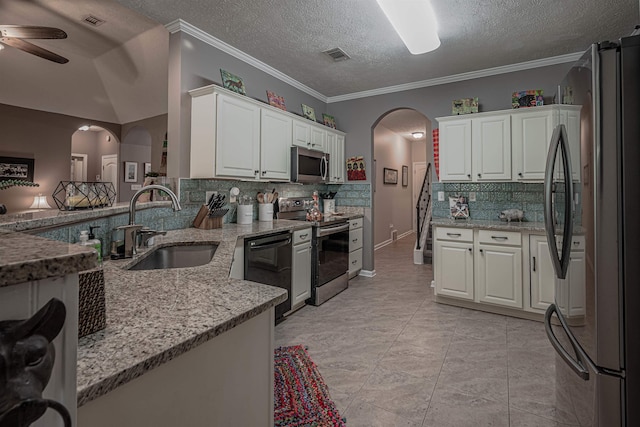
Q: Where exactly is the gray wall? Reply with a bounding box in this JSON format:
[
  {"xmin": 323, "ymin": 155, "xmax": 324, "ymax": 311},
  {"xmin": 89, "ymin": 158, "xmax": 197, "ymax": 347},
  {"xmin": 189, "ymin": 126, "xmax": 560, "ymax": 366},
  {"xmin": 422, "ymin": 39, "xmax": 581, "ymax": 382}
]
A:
[
  {"xmin": 122, "ymin": 114, "xmax": 168, "ymax": 175},
  {"xmin": 71, "ymin": 130, "xmax": 118, "ymax": 182},
  {"xmin": 168, "ymin": 31, "xmax": 330, "ymax": 178},
  {"xmin": 327, "ymin": 63, "xmax": 573, "ymax": 271},
  {"xmin": 0, "ymin": 104, "xmax": 121, "ymax": 213},
  {"xmin": 373, "ymin": 124, "xmax": 413, "ymax": 246},
  {"xmin": 119, "ymin": 127, "xmax": 152, "ymax": 202}
]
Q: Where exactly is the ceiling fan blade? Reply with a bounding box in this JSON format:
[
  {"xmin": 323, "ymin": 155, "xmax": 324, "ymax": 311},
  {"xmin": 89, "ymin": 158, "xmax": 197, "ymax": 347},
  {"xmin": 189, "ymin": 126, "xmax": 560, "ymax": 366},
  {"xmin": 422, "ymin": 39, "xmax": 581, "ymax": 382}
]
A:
[
  {"xmin": 0, "ymin": 25, "xmax": 67, "ymax": 39},
  {"xmin": 0, "ymin": 37, "xmax": 68, "ymax": 64}
]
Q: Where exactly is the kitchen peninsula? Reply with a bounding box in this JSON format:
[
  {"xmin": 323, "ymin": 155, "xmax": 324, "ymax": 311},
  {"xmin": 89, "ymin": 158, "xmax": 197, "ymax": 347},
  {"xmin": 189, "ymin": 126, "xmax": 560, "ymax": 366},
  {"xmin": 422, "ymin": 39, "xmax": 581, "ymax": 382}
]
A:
[{"xmin": 0, "ymin": 205, "xmax": 312, "ymax": 427}]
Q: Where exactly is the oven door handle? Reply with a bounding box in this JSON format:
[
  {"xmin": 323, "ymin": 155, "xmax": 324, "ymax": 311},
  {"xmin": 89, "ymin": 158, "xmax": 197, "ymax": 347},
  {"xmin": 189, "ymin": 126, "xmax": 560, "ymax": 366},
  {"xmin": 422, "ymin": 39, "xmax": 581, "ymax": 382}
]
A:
[
  {"xmin": 249, "ymin": 237, "xmax": 291, "ymax": 250},
  {"xmin": 317, "ymin": 223, "xmax": 349, "ymax": 237}
]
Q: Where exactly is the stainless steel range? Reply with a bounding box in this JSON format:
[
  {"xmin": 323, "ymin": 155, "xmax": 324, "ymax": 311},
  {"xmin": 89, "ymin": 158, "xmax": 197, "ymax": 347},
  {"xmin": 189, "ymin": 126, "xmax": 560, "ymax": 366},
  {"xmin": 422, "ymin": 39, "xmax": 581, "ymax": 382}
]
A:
[{"xmin": 277, "ymin": 197, "xmax": 349, "ymax": 305}]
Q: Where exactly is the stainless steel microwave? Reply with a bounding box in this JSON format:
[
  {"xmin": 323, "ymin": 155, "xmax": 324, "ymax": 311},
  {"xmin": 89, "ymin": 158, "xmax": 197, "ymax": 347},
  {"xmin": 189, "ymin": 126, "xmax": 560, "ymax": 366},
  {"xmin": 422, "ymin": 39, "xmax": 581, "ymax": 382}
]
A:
[{"xmin": 291, "ymin": 147, "xmax": 329, "ymax": 183}]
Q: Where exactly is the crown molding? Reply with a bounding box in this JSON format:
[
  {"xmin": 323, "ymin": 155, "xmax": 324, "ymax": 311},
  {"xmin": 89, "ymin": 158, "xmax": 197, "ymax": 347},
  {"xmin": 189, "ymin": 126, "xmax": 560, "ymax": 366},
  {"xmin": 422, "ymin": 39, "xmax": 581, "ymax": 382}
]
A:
[
  {"xmin": 326, "ymin": 52, "xmax": 583, "ymax": 103},
  {"xmin": 165, "ymin": 19, "xmax": 327, "ymax": 102},
  {"xmin": 166, "ymin": 19, "xmax": 583, "ymax": 106}
]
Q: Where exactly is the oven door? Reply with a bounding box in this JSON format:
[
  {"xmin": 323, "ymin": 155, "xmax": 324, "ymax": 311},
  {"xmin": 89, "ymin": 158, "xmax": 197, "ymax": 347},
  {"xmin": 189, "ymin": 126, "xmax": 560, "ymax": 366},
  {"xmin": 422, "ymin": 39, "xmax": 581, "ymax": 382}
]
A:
[{"xmin": 316, "ymin": 222, "xmax": 349, "ymax": 286}]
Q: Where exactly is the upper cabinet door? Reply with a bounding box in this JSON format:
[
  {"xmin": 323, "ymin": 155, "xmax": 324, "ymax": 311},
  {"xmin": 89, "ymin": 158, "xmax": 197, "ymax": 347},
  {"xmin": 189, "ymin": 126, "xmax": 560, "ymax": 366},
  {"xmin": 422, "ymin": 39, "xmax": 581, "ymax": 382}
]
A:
[
  {"xmin": 293, "ymin": 119, "xmax": 311, "ymax": 149},
  {"xmin": 512, "ymin": 109, "xmax": 554, "ymax": 181},
  {"xmin": 216, "ymin": 94, "xmax": 260, "ymax": 178},
  {"xmin": 439, "ymin": 118, "xmax": 472, "ymax": 181},
  {"xmin": 310, "ymin": 126, "xmax": 326, "ymax": 152},
  {"xmin": 559, "ymin": 106, "xmax": 582, "ymax": 182},
  {"xmin": 472, "ymin": 114, "xmax": 511, "ymax": 181},
  {"xmin": 261, "ymin": 109, "xmax": 292, "ymax": 181}
]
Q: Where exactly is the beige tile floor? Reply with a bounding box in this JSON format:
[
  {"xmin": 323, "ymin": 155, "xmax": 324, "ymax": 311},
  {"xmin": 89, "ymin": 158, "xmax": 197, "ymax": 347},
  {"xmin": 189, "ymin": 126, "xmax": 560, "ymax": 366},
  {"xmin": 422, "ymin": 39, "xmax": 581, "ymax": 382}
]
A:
[{"xmin": 275, "ymin": 234, "xmax": 579, "ymax": 426}]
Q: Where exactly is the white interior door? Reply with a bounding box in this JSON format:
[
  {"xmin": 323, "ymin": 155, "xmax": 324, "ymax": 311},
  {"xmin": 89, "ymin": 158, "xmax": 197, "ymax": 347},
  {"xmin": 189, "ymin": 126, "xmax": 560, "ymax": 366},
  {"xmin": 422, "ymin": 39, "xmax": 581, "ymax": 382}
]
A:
[
  {"xmin": 71, "ymin": 153, "xmax": 87, "ymax": 182},
  {"xmin": 412, "ymin": 162, "xmax": 427, "ymax": 231},
  {"xmin": 102, "ymin": 154, "xmax": 118, "ymax": 200}
]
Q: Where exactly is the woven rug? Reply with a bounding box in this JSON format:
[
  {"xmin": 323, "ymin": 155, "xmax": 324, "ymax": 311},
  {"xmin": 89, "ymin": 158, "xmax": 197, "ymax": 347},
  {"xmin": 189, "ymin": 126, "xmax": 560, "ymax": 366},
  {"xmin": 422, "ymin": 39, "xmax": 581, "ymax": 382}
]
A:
[{"xmin": 274, "ymin": 345, "xmax": 346, "ymax": 427}]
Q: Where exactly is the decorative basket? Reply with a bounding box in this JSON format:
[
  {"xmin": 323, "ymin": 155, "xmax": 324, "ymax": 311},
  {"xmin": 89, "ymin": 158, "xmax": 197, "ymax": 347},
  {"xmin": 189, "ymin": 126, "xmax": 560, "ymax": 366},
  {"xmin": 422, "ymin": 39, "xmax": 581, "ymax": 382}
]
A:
[
  {"xmin": 193, "ymin": 205, "xmax": 228, "ymax": 229},
  {"xmin": 52, "ymin": 181, "xmax": 116, "ymax": 210},
  {"xmin": 78, "ymin": 269, "xmax": 106, "ymax": 338}
]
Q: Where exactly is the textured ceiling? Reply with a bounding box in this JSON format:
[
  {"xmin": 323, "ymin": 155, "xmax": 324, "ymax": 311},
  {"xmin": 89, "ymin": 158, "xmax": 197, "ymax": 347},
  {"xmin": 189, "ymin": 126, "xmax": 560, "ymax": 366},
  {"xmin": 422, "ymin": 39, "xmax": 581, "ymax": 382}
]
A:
[
  {"xmin": 117, "ymin": 0, "xmax": 639, "ymax": 97},
  {"xmin": 1, "ymin": 0, "xmax": 638, "ymax": 128}
]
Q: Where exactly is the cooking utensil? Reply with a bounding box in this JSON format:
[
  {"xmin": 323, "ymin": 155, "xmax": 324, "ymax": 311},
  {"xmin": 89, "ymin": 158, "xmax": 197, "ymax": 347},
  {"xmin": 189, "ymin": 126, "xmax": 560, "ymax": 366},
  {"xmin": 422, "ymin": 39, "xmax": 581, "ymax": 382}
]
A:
[{"xmin": 257, "ymin": 192, "xmax": 264, "ymax": 204}]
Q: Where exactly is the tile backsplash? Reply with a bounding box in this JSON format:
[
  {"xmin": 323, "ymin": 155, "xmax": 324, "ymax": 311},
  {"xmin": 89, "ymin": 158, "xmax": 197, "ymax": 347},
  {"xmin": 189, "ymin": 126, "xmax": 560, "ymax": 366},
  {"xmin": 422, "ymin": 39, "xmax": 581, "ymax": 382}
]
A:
[{"xmin": 431, "ymin": 182, "xmax": 581, "ymax": 223}]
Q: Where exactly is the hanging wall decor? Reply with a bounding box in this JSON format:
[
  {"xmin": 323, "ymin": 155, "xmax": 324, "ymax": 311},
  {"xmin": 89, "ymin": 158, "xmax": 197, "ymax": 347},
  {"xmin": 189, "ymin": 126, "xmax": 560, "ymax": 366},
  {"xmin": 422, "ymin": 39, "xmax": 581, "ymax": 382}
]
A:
[{"xmin": 346, "ymin": 156, "xmax": 366, "ymax": 180}]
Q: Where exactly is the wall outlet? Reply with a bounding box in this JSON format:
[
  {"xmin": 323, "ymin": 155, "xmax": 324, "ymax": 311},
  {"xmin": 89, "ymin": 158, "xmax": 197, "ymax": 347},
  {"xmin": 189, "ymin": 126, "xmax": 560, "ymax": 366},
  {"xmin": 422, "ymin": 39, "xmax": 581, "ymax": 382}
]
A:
[
  {"xmin": 131, "ymin": 184, "xmax": 142, "ymax": 190},
  {"xmin": 469, "ymin": 192, "xmax": 476, "ymax": 202},
  {"xmin": 205, "ymin": 191, "xmax": 217, "ymax": 202},
  {"xmin": 438, "ymin": 191, "xmax": 445, "ymax": 201}
]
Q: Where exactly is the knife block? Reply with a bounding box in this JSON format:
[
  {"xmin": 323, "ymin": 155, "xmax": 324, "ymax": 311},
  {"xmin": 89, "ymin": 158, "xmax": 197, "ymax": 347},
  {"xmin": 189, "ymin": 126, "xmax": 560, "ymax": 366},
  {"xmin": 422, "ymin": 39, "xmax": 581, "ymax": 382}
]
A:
[{"xmin": 193, "ymin": 205, "xmax": 228, "ymax": 229}]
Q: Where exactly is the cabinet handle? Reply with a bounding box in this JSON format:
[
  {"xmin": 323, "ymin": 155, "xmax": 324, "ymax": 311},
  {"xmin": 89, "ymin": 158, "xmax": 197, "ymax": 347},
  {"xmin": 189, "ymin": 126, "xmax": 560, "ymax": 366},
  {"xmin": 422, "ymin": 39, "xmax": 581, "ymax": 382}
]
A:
[
  {"xmin": 352, "ymin": 238, "xmax": 358, "ymax": 242},
  {"xmin": 352, "ymin": 260, "xmax": 357, "ymax": 264},
  {"xmin": 447, "ymin": 233, "xmax": 461, "ymax": 237},
  {"xmin": 467, "ymin": 174, "xmax": 471, "ymax": 178},
  {"xmin": 300, "ymin": 233, "xmax": 308, "ymax": 239},
  {"xmin": 254, "ymin": 170, "xmax": 259, "ymax": 174},
  {"xmin": 477, "ymin": 173, "xmax": 482, "ymax": 178},
  {"xmin": 518, "ymin": 172, "xmax": 523, "ymax": 177},
  {"xmin": 573, "ymin": 241, "xmax": 580, "ymax": 245},
  {"xmin": 491, "ymin": 236, "xmax": 508, "ymax": 241},
  {"xmin": 468, "ymin": 248, "xmax": 472, "ymax": 252},
  {"xmin": 262, "ymin": 171, "xmax": 266, "ymax": 175},
  {"xmin": 533, "ymin": 256, "xmax": 536, "ymax": 272}
]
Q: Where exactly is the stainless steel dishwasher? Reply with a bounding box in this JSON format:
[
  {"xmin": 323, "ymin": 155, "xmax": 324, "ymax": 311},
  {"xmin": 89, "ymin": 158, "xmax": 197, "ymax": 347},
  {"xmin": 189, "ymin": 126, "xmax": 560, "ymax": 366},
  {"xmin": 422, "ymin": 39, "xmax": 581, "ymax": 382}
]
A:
[{"xmin": 244, "ymin": 230, "xmax": 292, "ymax": 323}]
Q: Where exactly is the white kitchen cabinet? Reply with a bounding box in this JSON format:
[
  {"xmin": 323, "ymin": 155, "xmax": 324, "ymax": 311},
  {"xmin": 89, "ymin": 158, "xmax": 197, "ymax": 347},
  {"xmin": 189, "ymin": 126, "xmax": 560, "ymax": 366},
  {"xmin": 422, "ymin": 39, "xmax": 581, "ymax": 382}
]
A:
[
  {"xmin": 434, "ymin": 227, "xmax": 474, "ymax": 300},
  {"xmin": 512, "ymin": 108, "xmax": 554, "ymax": 181},
  {"xmin": 190, "ymin": 85, "xmax": 343, "ymax": 180},
  {"xmin": 215, "ymin": 93, "xmax": 261, "ymax": 178},
  {"xmin": 438, "ymin": 118, "xmax": 472, "ymax": 181},
  {"xmin": 472, "ymin": 114, "xmax": 511, "ymax": 181},
  {"xmin": 293, "ymin": 118, "xmax": 327, "ymax": 152},
  {"xmin": 348, "ymin": 218, "xmax": 363, "ymax": 278},
  {"xmin": 559, "ymin": 106, "xmax": 582, "ymax": 181},
  {"xmin": 260, "ymin": 109, "xmax": 292, "ymax": 181},
  {"xmin": 475, "ymin": 230, "xmax": 522, "ymax": 308},
  {"xmin": 528, "ymin": 234, "xmax": 557, "ymax": 310},
  {"xmin": 291, "ymin": 228, "xmax": 312, "ymax": 309},
  {"xmin": 327, "ymin": 131, "xmax": 345, "ymax": 183},
  {"xmin": 556, "ymin": 235, "xmax": 586, "ymax": 317}
]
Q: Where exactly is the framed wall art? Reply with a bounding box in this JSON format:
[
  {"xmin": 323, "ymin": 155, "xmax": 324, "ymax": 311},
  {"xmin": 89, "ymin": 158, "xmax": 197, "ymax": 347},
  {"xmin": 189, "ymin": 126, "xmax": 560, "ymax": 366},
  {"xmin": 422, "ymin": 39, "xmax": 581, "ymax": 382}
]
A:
[
  {"xmin": 220, "ymin": 69, "xmax": 246, "ymax": 95},
  {"xmin": 322, "ymin": 113, "xmax": 336, "ymax": 129},
  {"xmin": 0, "ymin": 156, "xmax": 35, "ymax": 182},
  {"xmin": 402, "ymin": 165, "xmax": 408, "ymax": 187},
  {"xmin": 125, "ymin": 161, "xmax": 138, "ymax": 183},
  {"xmin": 383, "ymin": 167, "xmax": 398, "ymax": 185},
  {"xmin": 144, "ymin": 162, "xmax": 152, "ymax": 176},
  {"xmin": 266, "ymin": 90, "xmax": 286, "ymax": 111},
  {"xmin": 301, "ymin": 104, "xmax": 316, "ymax": 121}
]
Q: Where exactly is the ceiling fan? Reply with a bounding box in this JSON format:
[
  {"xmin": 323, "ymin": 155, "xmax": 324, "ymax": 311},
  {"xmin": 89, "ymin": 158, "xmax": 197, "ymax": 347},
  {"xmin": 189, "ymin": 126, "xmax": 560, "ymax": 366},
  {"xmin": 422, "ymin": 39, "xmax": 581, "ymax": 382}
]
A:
[{"xmin": 0, "ymin": 25, "xmax": 68, "ymax": 64}]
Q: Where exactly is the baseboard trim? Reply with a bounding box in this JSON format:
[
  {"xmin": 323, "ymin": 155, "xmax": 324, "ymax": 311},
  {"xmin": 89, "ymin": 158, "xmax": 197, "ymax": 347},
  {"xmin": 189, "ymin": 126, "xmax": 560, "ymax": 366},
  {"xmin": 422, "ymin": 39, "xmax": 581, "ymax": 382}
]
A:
[
  {"xmin": 398, "ymin": 230, "xmax": 414, "ymax": 240},
  {"xmin": 434, "ymin": 295, "xmax": 545, "ymax": 323},
  {"xmin": 359, "ymin": 269, "xmax": 376, "ymax": 278},
  {"xmin": 374, "ymin": 239, "xmax": 392, "ymax": 250}
]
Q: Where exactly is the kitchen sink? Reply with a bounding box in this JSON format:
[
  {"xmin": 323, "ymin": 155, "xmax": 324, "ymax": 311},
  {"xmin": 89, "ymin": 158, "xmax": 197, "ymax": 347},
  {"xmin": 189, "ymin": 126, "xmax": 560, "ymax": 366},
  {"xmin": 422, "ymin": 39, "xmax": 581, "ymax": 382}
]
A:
[{"xmin": 128, "ymin": 243, "xmax": 218, "ymax": 271}]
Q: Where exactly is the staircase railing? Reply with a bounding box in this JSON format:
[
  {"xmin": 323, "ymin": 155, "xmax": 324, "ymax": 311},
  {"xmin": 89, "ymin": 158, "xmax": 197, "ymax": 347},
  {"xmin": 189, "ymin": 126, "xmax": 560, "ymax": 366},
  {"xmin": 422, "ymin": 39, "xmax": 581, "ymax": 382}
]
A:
[{"xmin": 415, "ymin": 163, "xmax": 432, "ymax": 251}]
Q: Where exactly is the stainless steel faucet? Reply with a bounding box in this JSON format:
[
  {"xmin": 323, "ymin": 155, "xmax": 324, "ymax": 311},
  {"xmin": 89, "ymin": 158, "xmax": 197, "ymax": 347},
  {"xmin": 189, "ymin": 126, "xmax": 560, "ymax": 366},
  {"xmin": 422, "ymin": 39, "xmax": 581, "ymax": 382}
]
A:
[{"xmin": 118, "ymin": 185, "xmax": 182, "ymax": 258}]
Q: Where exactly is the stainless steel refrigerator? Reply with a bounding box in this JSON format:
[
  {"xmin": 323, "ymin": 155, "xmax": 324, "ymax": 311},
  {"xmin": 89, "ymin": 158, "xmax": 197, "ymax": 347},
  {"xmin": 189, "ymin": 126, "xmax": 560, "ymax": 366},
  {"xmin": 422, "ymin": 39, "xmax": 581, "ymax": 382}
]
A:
[{"xmin": 543, "ymin": 34, "xmax": 640, "ymax": 426}]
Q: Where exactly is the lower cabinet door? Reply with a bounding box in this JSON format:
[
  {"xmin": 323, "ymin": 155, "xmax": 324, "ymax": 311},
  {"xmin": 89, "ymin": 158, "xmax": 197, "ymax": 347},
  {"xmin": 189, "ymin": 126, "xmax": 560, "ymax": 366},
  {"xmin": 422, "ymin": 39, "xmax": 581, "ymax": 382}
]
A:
[
  {"xmin": 529, "ymin": 235, "xmax": 556, "ymax": 310},
  {"xmin": 567, "ymin": 251, "xmax": 586, "ymax": 316},
  {"xmin": 292, "ymin": 243, "xmax": 311, "ymax": 307},
  {"xmin": 476, "ymin": 244, "xmax": 523, "ymax": 308},
  {"xmin": 435, "ymin": 241, "xmax": 474, "ymax": 300}
]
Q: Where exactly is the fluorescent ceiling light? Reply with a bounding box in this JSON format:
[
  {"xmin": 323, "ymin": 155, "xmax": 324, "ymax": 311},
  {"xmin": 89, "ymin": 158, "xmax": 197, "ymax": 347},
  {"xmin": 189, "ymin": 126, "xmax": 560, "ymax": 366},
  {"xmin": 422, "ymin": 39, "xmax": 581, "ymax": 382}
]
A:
[
  {"xmin": 412, "ymin": 131, "xmax": 425, "ymax": 139},
  {"xmin": 376, "ymin": 0, "xmax": 440, "ymax": 54},
  {"xmin": 78, "ymin": 125, "xmax": 90, "ymax": 131}
]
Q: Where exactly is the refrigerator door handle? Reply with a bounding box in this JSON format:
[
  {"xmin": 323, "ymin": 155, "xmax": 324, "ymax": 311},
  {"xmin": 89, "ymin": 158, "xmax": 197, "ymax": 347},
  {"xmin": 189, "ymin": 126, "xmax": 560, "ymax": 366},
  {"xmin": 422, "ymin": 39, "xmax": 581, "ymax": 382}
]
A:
[
  {"xmin": 543, "ymin": 124, "xmax": 574, "ymax": 279},
  {"xmin": 544, "ymin": 304, "xmax": 591, "ymax": 380}
]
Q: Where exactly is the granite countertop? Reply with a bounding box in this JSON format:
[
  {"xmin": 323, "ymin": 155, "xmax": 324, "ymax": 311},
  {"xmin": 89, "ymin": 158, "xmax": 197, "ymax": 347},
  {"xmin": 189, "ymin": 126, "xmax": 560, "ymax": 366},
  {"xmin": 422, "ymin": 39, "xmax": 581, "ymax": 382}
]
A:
[
  {"xmin": 431, "ymin": 217, "xmax": 585, "ymax": 235},
  {"xmin": 0, "ymin": 228, "xmax": 97, "ymax": 287},
  {"xmin": 76, "ymin": 220, "xmax": 313, "ymax": 407},
  {"xmin": 0, "ymin": 201, "xmax": 172, "ymax": 232}
]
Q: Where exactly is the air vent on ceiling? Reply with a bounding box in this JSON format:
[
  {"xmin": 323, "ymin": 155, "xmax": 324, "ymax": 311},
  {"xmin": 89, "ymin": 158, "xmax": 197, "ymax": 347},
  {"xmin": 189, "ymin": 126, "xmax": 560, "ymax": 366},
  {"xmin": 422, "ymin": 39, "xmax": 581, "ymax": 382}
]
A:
[
  {"xmin": 82, "ymin": 15, "xmax": 106, "ymax": 27},
  {"xmin": 323, "ymin": 47, "xmax": 350, "ymax": 62}
]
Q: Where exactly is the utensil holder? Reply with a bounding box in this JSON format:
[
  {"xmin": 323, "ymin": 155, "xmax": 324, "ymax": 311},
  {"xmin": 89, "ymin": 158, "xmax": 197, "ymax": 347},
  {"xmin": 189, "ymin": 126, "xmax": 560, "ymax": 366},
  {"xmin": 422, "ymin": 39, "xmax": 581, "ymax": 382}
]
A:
[
  {"xmin": 237, "ymin": 204, "xmax": 254, "ymax": 224},
  {"xmin": 193, "ymin": 205, "xmax": 228, "ymax": 229},
  {"xmin": 258, "ymin": 203, "xmax": 273, "ymax": 222}
]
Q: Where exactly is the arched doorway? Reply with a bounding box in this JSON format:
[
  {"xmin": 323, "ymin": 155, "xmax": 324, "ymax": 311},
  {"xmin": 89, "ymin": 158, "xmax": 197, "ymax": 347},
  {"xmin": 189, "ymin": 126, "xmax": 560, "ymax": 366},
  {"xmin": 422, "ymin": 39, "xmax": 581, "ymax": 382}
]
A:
[
  {"xmin": 120, "ymin": 126, "xmax": 153, "ymax": 202},
  {"xmin": 71, "ymin": 125, "xmax": 120, "ymax": 200},
  {"xmin": 371, "ymin": 108, "xmax": 432, "ymax": 255}
]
